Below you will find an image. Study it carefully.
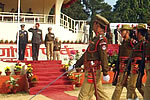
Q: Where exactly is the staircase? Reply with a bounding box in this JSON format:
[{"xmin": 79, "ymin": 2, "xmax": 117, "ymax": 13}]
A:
[{"xmin": 28, "ymin": 60, "xmax": 73, "ymax": 95}]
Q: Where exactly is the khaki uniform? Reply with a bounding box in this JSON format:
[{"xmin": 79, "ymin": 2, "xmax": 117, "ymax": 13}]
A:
[
  {"xmin": 112, "ymin": 39, "xmax": 139, "ymax": 100},
  {"xmin": 127, "ymin": 38, "xmax": 145, "ymax": 99},
  {"xmin": 45, "ymin": 32, "xmax": 55, "ymax": 60},
  {"xmin": 75, "ymin": 35, "xmax": 110, "ymax": 100},
  {"xmin": 53, "ymin": 41, "xmax": 61, "ymax": 60},
  {"xmin": 144, "ymin": 32, "xmax": 150, "ymax": 100}
]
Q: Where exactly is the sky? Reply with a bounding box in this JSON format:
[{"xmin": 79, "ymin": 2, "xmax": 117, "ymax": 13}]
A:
[{"xmin": 104, "ymin": 0, "xmax": 117, "ymax": 7}]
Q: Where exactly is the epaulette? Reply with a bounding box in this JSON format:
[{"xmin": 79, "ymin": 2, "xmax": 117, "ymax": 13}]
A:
[{"xmin": 99, "ymin": 35, "xmax": 107, "ymax": 50}]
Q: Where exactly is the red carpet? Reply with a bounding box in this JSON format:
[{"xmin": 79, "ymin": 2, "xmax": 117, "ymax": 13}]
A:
[{"xmin": 26, "ymin": 60, "xmax": 77, "ymax": 100}]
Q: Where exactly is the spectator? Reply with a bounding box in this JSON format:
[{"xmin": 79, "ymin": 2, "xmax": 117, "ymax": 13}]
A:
[
  {"xmin": 114, "ymin": 25, "xmax": 120, "ymax": 44},
  {"xmin": 28, "ymin": 23, "xmax": 43, "ymax": 61},
  {"xmin": 83, "ymin": 21, "xmax": 90, "ymax": 44},
  {"xmin": 53, "ymin": 37, "xmax": 61, "ymax": 60},
  {"xmin": 10, "ymin": 8, "xmax": 15, "ymax": 13},
  {"xmin": 27, "ymin": 8, "xmax": 33, "ymax": 14},
  {"xmin": 45, "ymin": 27, "xmax": 55, "ymax": 60},
  {"xmin": 17, "ymin": 24, "xmax": 28, "ymax": 60}
]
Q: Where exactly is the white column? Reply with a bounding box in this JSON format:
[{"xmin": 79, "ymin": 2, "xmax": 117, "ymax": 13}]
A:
[{"xmin": 55, "ymin": 0, "xmax": 64, "ymax": 26}]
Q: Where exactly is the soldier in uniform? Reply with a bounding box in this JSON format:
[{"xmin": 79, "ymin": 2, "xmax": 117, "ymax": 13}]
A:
[
  {"xmin": 28, "ymin": 23, "xmax": 43, "ymax": 61},
  {"xmin": 74, "ymin": 14, "xmax": 110, "ymax": 100},
  {"xmin": 112, "ymin": 25, "xmax": 139, "ymax": 100},
  {"xmin": 127, "ymin": 24, "xmax": 146, "ymax": 99},
  {"xmin": 44, "ymin": 27, "xmax": 55, "ymax": 60},
  {"xmin": 17, "ymin": 24, "xmax": 28, "ymax": 60},
  {"xmin": 144, "ymin": 22, "xmax": 150, "ymax": 100}
]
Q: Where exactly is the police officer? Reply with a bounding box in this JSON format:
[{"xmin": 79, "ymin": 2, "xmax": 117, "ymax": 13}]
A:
[
  {"xmin": 127, "ymin": 24, "xmax": 146, "ymax": 99},
  {"xmin": 17, "ymin": 24, "xmax": 28, "ymax": 60},
  {"xmin": 74, "ymin": 15, "xmax": 110, "ymax": 100},
  {"xmin": 144, "ymin": 22, "xmax": 150, "ymax": 100},
  {"xmin": 112, "ymin": 25, "xmax": 139, "ymax": 100},
  {"xmin": 44, "ymin": 27, "xmax": 55, "ymax": 60},
  {"xmin": 28, "ymin": 23, "xmax": 43, "ymax": 61}
]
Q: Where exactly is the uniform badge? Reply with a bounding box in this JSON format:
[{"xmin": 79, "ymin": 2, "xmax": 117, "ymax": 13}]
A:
[{"xmin": 102, "ymin": 45, "xmax": 106, "ymax": 50}]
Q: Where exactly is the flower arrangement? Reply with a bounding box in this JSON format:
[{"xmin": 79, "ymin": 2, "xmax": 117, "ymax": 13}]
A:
[
  {"xmin": 5, "ymin": 66, "xmax": 10, "ymax": 72},
  {"xmin": 107, "ymin": 49, "xmax": 118, "ymax": 68},
  {"xmin": 31, "ymin": 75, "xmax": 38, "ymax": 82},
  {"xmin": 14, "ymin": 66, "xmax": 22, "ymax": 72},
  {"xmin": 26, "ymin": 65, "xmax": 33, "ymax": 73}
]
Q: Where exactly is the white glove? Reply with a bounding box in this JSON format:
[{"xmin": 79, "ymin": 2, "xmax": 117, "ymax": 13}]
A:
[
  {"xmin": 103, "ymin": 75, "xmax": 110, "ymax": 82},
  {"xmin": 68, "ymin": 65, "xmax": 74, "ymax": 71}
]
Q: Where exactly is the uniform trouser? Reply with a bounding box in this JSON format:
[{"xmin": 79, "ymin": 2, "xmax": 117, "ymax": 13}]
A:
[
  {"xmin": 112, "ymin": 63, "xmax": 138, "ymax": 100},
  {"xmin": 53, "ymin": 51, "xmax": 60, "ymax": 60},
  {"xmin": 144, "ymin": 62, "xmax": 150, "ymax": 100},
  {"xmin": 83, "ymin": 34, "xmax": 89, "ymax": 44},
  {"xmin": 127, "ymin": 64, "xmax": 144, "ymax": 99},
  {"xmin": 32, "ymin": 43, "xmax": 40, "ymax": 61},
  {"xmin": 78, "ymin": 70, "xmax": 110, "ymax": 100},
  {"xmin": 19, "ymin": 44, "xmax": 26, "ymax": 60},
  {"xmin": 46, "ymin": 41, "xmax": 53, "ymax": 60}
]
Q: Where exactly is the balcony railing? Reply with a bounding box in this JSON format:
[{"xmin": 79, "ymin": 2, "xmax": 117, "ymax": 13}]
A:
[
  {"xmin": 0, "ymin": 12, "xmax": 55, "ymax": 24},
  {"xmin": 60, "ymin": 13, "xmax": 86, "ymax": 33}
]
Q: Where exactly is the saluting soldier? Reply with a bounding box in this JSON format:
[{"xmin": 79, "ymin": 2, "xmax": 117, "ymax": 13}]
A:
[
  {"xmin": 127, "ymin": 24, "xmax": 146, "ymax": 99},
  {"xmin": 17, "ymin": 24, "xmax": 28, "ymax": 60},
  {"xmin": 112, "ymin": 25, "xmax": 139, "ymax": 100},
  {"xmin": 74, "ymin": 15, "xmax": 110, "ymax": 100},
  {"xmin": 28, "ymin": 23, "xmax": 43, "ymax": 61},
  {"xmin": 144, "ymin": 22, "xmax": 150, "ymax": 100}
]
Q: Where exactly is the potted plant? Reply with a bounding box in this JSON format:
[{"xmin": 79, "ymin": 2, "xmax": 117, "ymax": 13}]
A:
[
  {"xmin": 6, "ymin": 76, "xmax": 19, "ymax": 94},
  {"xmin": 26, "ymin": 64, "xmax": 33, "ymax": 81},
  {"xmin": 14, "ymin": 65, "xmax": 22, "ymax": 75},
  {"xmin": 30, "ymin": 75, "xmax": 38, "ymax": 87},
  {"xmin": 74, "ymin": 74, "xmax": 82, "ymax": 87},
  {"xmin": 5, "ymin": 66, "xmax": 11, "ymax": 76}
]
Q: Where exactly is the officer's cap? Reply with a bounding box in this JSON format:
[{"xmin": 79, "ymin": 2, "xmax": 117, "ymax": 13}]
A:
[
  {"xmin": 35, "ymin": 23, "xmax": 40, "ymax": 27},
  {"xmin": 95, "ymin": 15, "xmax": 109, "ymax": 27},
  {"xmin": 20, "ymin": 24, "xmax": 25, "ymax": 27},
  {"xmin": 120, "ymin": 24, "xmax": 133, "ymax": 31},
  {"xmin": 48, "ymin": 27, "xmax": 52, "ymax": 30},
  {"xmin": 137, "ymin": 24, "xmax": 147, "ymax": 30}
]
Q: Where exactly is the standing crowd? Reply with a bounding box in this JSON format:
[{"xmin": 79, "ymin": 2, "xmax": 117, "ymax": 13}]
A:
[{"xmin": 17, "ymin": 23, "xmax": 61, "ymax": 61}]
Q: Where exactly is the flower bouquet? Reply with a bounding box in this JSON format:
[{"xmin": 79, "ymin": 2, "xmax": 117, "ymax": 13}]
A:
[
  {"xmin": 14, "ymin": 65, "xmax": 22, "ymax": 75},
  {"xmin": 5, "ymin": 66, "xmax": 11, "ymax": 76}
]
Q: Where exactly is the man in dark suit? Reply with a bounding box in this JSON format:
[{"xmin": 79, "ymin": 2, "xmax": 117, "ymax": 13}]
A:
[
  {"xmin": 114, "ymin": 25, "xmax": 120, "ymax": 44},
  {"xmin": 28, "ymin": 23, "xmax": 43, "ymax": 61},
  {"xmin": 17, "ymin": 24, "xmax": 28, "ymax": 60}
]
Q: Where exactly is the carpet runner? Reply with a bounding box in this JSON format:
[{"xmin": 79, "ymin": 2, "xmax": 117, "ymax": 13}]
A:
[{"xmin": 27, "ymin": 60, "xmax": 77, "ymax": 100}]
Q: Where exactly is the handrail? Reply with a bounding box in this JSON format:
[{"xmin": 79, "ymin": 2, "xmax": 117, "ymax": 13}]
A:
[{"xmin": 60, "ymin": 13, "xmax": 86, "ymax": 33}]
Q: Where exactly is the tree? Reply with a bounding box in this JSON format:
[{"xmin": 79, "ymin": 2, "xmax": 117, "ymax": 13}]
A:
[
  {"xmin": 61, "ymin": 0, "xmax": 88, "ymax": 20},
  {"xmin": 112, "ymin": 0, "xmax": 150, "ymax": 23}
]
